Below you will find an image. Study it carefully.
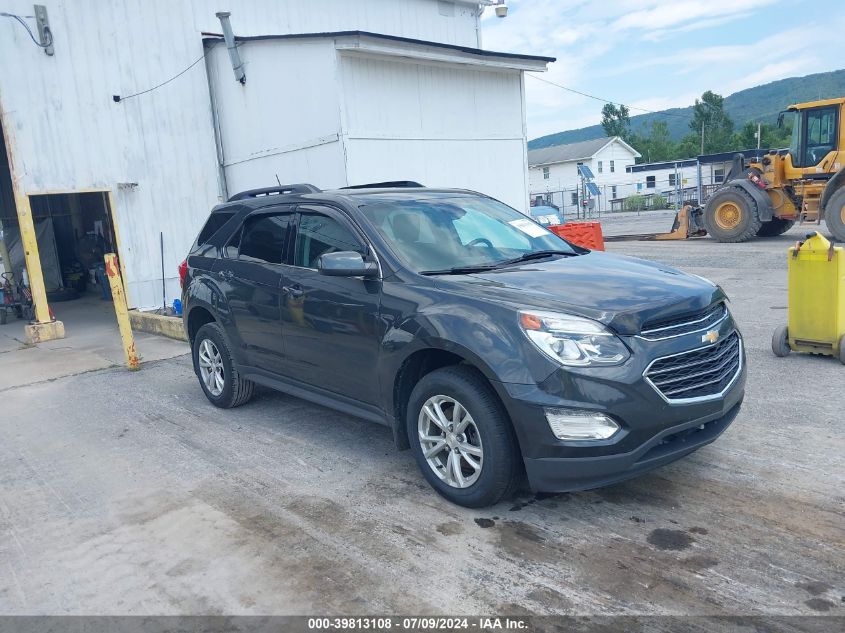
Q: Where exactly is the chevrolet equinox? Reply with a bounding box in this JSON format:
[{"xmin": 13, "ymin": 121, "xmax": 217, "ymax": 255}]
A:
[{"xmin": 181, "ymin": 182, "xmax": 745, "ymax": 507}]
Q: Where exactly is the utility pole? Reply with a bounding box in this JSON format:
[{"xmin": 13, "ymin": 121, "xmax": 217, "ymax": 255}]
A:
[
  {"xmin": 756, "ymin": 122, "xmax": 762, "ymax": 149},
  {"xmin": 700, "ymin": 123, "xmax": 705, "ymax": 155}
]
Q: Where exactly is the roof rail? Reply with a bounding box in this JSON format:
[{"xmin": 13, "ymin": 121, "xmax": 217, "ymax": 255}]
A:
[
  {"xmin": 341, "ymin": 181, "xmax": 424, "ymax": 190},
  {"xmin": 228, "ymin": 184, "xmax": 321, "ymax": 201}
]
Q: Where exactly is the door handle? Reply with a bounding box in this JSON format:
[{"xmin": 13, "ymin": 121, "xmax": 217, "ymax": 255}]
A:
[
  {"xmin": 283, "ymin": 285, "xmax": 304, "ymax": 298},
  {"xmin": 217, "ymin": 269, "xmax": 234, "ymax": 280}
]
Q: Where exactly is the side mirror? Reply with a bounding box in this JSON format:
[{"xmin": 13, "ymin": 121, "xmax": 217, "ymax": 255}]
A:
[{"xmin": 317, "ymin": 251, "xmax": 378, "ymax": 278}]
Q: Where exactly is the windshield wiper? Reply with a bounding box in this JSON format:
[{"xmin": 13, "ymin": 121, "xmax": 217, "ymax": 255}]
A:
[
  {"xmin": 496, "ymin": 250, "xmax": 577, "ymax": 267},
  {"xmin": 419, "ymin": 264, "xmax": 500, "ymax": 276}
]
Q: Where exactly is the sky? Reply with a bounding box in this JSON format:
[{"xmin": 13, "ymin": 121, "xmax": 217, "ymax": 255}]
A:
[{"xmin": 480, "ymin": 0, "xmax": 845, "ymax": 140}]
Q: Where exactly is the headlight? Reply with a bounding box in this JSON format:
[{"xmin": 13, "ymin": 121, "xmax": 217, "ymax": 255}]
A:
[{"xmin": 519, "ymin": 310, "xmax": 630, "ymax": 367}]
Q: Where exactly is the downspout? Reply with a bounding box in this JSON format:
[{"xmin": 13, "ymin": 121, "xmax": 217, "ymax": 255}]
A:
[{"xmin": 203, "ymin": 41, "xmax": 229, "ymax": 201}]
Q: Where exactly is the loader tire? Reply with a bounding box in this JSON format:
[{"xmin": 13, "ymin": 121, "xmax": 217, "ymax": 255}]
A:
[
  {"xmin": 824, "ymin": 187, "xmax": 845, "ymax": 242},
  {"xmin": 756, "ymin": 218, "xmax": 795, "ymax": 237},
  {"xmin": 704, "ymin": 187, "xmax": 762, "ymax": 243}
]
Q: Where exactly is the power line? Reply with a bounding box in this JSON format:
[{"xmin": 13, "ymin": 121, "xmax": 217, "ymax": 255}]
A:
[
  {"xmin": 528, "ymin": 74, "xmax": 792, "ymax": 125},
  {"xmin": 113, "ymin": 48, "xmax": 210, "ymax": 103},
  {"xmin": 527, "ymin": 74, "xmax": 691, "ymax": 119},
  {"xmin": 1, "ymin": 12, "xmax": 52, "ymax": 49}
]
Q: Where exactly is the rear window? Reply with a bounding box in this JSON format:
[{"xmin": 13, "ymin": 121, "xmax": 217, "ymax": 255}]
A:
[{"xmin": 196, "ymin": 212, "xmax": 235, "ymax": 245}]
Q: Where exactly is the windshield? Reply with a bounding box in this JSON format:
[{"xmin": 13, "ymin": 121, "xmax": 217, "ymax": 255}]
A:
[{"xmin": 357, "ymin": 195, "xmax": 577, "ymax": 273}]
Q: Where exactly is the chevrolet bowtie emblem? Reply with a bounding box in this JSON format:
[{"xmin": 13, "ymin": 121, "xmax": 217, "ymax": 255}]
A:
[{"xmin": 702, "ymin": 330, "xmax": 720, "ymax": 344}]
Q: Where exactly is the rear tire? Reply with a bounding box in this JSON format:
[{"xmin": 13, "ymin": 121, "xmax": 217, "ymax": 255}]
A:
[
  {"xmin": 704, "ymin": 187, "xmax": 762, "ymax": 243},
  {"xmin": 406, "ymin": 366, "xmax": 521, "ymax": 508},
  {"xmin": 839, "ymin": 335, "xmax": 845, "ymax": 365},
  {"xmin": 772, "ymin": 325, "xmax": 791, "ymax": 357},
  {"xmin": 823, "ymin": 187, "xmax": 845, "ymax": 242},
  {"xmin": 756, "ymin": 218, "xmax": 795, "ymax": 237},
  {"xmin": 192, "ymin": 322, "xmax": 255, "ymax": 408}
]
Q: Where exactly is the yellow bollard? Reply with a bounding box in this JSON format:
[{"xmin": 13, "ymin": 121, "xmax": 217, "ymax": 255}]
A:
[{"xmin": 104, "ymin": 253, "xmax": 139, "ymax": 370}]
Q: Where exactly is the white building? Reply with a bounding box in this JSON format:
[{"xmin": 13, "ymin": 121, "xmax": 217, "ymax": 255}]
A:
[
  {"xmin": 0, "ymin": 0, "xmax": 552, "ymax": 325},
  {"xmin": 623, "ymin": 159, "xmax": 700, "ymax": 209},
  {"xmin": 527, "ymin": 137, "xmax": 640, "ymax": 214}
]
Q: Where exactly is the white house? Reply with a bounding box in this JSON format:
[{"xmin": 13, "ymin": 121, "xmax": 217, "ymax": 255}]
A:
[
  {"xmin": 0, "ymin": 0, "xmax": 553, "ymax": 333},
  {"xmin": 528, "ymin": 137, "xmax": 641, "ymax": 214}
]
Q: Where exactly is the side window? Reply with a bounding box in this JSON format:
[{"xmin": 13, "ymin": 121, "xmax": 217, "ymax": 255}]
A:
[
  {"xmin": 294, "ymin": 212, "xmax": 363, "ymax": 269},
  {"xmin": 238, "ymin": 214, "xmax": 290, "ymax": 264},
  {"xmin": 804, "ymin": 106, "xmax": 837, "ymax": 166},
  {"xmin": 196, "ymin": 212, "xmax": 234, "ymax": 245}
]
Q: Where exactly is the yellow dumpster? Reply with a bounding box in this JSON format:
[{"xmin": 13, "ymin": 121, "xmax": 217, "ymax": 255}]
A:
[{"xmin": 772, "ymin": 231, "xmax": 845, "ymax": 363}]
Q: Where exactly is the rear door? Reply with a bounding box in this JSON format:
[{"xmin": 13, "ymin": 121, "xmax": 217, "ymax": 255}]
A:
[
  {"xmin": 215, "ymin": 207, "xmax": 293, "ymax": 371},
  {"xmin": 277, "ymin": 205, "xmax": 383, "ymax": 405}
]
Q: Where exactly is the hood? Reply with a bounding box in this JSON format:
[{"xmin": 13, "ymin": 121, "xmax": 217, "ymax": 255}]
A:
[{"xmin": 432, "ymin": 252, "xmax": 724, "ymax": 335}]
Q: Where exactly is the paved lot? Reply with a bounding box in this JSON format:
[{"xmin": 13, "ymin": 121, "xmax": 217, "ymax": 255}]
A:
[{"xmin": 0, "ymin": 217, "xmax": 842, "ymax": 617}]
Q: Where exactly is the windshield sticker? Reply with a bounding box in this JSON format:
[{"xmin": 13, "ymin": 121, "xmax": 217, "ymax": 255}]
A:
[{"xmin": 509, "ymin": 218, "xmax": 548, "ymax": 238}]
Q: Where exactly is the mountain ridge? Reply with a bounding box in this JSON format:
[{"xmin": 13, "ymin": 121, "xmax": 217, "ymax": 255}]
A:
[{"xmin": 528, "ymin": 69, "xmax": 845, "ymax": 150}]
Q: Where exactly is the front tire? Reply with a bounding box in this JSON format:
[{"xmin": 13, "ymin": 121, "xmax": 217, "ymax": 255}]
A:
[
  {"xmin": 704, "ymin": 187, "xmax": 762, "ymax": 243},
  {"xmin": 406, "ymin": 366, "xmax": 521, "ymax": 508},
  {"xmin": 192, "ymin": 322, "xmax": 255, "ymax": 408},
  {"xmin": 824, "ymin": 187, "xmax": 845, "ymax": 242}
]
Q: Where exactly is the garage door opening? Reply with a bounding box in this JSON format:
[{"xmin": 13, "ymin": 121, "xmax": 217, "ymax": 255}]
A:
[{"xmin": 0, "ymin": 190, "xmax": 125, "ymax": 337}]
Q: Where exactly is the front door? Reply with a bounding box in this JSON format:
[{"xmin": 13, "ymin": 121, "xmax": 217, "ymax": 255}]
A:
[
  {"xmin": 278, "ymin": 205, "xmax": 382, "ymax": 405},
  {"xmin": 216, "ymin": 209, "xmax": 292, "ymax": 371}
]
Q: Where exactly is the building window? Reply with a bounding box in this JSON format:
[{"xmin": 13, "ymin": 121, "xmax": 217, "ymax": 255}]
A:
[
  {"xmin": 669, "ymin": 173, "xmax": 677, "ymax": 187},
  {"xmin": 714, "ymin": 168, "xmax": 725, "ymax": 183},
  {"xmin": 637, "ymin": 183, "xmax": 643, "ymax": 191},
  {"xmin": 610, "ymin": 160, "xmax": 615, "ymax": 173},
  {"xmin": 571, "ymin": 192, "xmax": 578, "ymax": 206},
  {"xmin": 542, "ymin": 166, "xmax": 550, "ymax": 180},
  {"xmin": 646, "ymin": 176, "xmax": 656, "ymax": 189},
  {"xmin": 597, "ymin": 160, "xmax": 603, "ymax": 174},
  {"xmin": 611, "ymin": 186, "xmax": 617, "ymax": 199}
]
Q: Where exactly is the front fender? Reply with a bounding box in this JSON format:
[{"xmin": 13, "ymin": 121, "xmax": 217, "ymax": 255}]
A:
[
  {"xmin": 727, "ymin": 179, "xmax": 774, "ymax": 221},
  {"xmin": 378, "ymin": 297, "xmax": 558, "ymax": 426}
]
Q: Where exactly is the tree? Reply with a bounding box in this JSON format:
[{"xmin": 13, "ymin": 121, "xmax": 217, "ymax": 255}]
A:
[
  {"xmin": 627, "ymin": 120, "xmax": 676, "ymax": 163},
  {"xmin": 689, "ymin": 91, "xmax": 735, "ymax": 154},
  {"xmin": 601, "ymin": 103, "xmax": 631, "ymax": 140},
  {"xmin": 732, "ymin": 121, "xmax": 792, "ymax": 151}
]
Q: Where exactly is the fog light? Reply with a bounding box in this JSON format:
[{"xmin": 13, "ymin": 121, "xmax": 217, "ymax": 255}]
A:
[{"xmin": 545, "ymin": 408, "xmax": 620, "ymax": 440}]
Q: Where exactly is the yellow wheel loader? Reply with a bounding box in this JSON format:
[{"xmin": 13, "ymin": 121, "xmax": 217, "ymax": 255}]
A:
[{"xmin": 703, "ymin": 97, "xmax": 845, "ymax": 243}]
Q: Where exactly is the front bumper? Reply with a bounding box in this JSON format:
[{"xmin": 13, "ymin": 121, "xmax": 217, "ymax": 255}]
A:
[
  {"xmin": 521, "ymin": 401, "xmax": 741, "ymax": 493},
  {"xmin": 492, "ymin": 321, "xmax": 746, "ymax": 493}
]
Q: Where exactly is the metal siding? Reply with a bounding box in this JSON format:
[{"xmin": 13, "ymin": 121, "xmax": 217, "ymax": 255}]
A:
[
  {"xmin": 190, "ymin": 0, "xmax": 480, "ymax": 47},
  {"xmin": 208, "ymin": 39, "xmax": 348, "ymax": 193},
  {"xmin": 0, "ymin": 0, "xmax": 480, "ymax": 310},
  {"xmin": 340, "ymin": 54, "xmax": 528, "ymax": 210},
  {"xmin": 0, "ymin": 0, "xmax": 221, "ymax": 310}
]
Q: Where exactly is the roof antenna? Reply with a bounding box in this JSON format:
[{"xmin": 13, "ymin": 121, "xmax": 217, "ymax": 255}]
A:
[{"xmin": 275, "ymin": 174, "xmax": 282, "ymax": 186}]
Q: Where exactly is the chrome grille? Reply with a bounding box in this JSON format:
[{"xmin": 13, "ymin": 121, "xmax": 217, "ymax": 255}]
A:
[
  {"xmin": 645, "ymin": 332, "xmax": 742, "ymax": 402},
  {"xmin": 640, "ymin": 303, "xmax": 728, "ymax": 340}
]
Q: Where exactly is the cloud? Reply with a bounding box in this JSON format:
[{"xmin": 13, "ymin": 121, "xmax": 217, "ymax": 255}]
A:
[
  {"xmin": 608, "ymin": 0, "xmax": 778, "ymax": 33},
  {"xmin": 480, "ymin": 0, "xmax": 845, "ymax": 139}
]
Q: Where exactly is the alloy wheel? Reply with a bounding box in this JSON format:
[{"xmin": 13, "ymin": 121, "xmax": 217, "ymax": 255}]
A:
[
  {"xmin": 418, "ymin": 395, "xmax": 483, "ymax": 488},
  {"xmin": 198, "ymin": 338, "xmax": 225, "ymax": 397}
]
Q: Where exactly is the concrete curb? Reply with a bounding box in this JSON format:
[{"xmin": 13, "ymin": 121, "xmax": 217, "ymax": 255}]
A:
[{"xmin": 129, "ymin": 310, "xmax": 187, "ymax": 342}]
